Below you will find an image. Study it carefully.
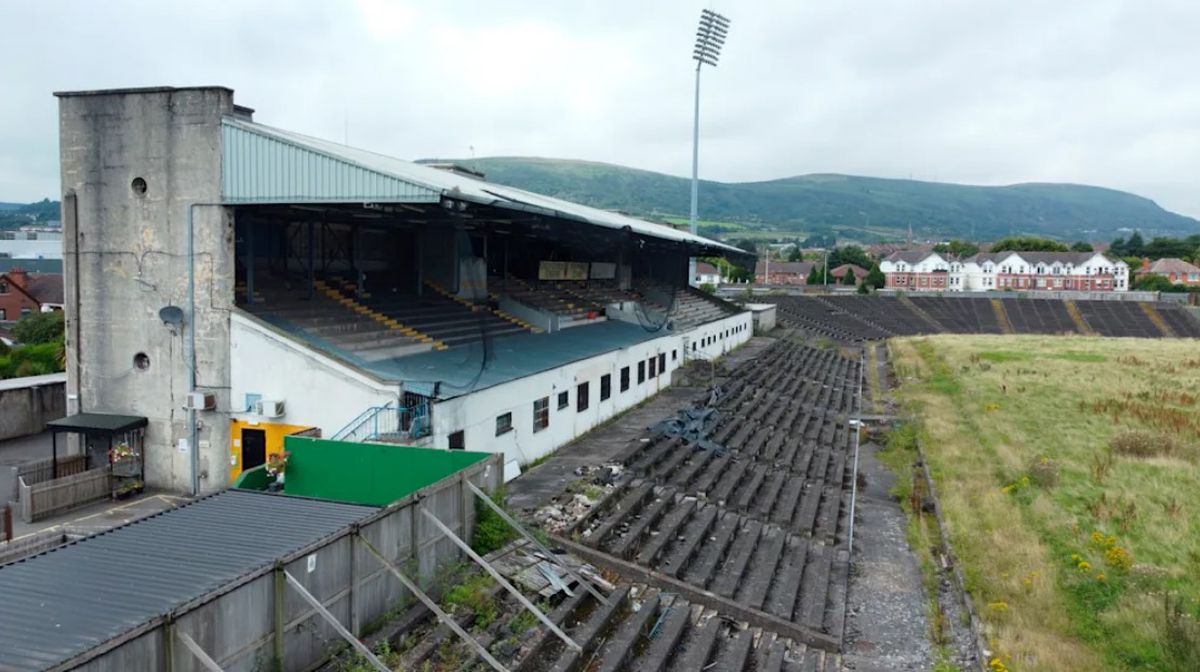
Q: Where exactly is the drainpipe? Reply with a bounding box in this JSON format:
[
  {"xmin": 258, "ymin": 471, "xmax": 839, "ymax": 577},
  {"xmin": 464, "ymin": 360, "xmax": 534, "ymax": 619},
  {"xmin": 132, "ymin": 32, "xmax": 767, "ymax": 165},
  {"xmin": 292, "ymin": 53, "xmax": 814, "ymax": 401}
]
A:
[{"xmin": 187, "ymin": 203, "xmax": 222, "ymax": 496}]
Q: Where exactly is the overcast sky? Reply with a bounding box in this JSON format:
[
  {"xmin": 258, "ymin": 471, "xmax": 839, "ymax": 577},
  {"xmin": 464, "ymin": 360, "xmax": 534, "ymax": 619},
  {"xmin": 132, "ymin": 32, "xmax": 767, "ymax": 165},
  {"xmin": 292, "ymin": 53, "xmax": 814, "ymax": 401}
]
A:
[{"xmin": 3, "ymin": 0, "xmax": 1199, "ymax": 218}]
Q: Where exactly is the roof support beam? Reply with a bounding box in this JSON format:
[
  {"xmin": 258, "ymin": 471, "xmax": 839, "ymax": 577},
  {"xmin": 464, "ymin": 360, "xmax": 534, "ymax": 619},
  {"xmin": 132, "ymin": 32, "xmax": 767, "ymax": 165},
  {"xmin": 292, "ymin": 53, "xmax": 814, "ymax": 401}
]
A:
[
  {"xmin": 283, "ymin": 570, "xmax": 390, "ymax": 672},
  {"xmin": 420, "ymin": 507, "xmax": 582, "ymax": 653},
  {"xmin": 357, "ymin": 533, "xmax": 510, "ymax": 672},
  {"xmin": 175, "ymin": 631, "xmax": 226, "ymax": 672},
  {"xmin": 465, "ymin": 481, "xmax": 609, "ymax": 606}
]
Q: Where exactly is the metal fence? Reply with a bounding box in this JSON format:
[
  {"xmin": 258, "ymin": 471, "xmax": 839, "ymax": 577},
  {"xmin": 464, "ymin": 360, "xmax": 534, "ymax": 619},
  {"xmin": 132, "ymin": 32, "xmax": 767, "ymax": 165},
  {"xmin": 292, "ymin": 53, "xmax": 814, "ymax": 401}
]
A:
[
  {"xmin": 331, "ymin": 400, "xmax": 432, "ymax": 443},
  {"xmin": 69, "ymin": 454, "xmax": 502, "ymax": 672}
]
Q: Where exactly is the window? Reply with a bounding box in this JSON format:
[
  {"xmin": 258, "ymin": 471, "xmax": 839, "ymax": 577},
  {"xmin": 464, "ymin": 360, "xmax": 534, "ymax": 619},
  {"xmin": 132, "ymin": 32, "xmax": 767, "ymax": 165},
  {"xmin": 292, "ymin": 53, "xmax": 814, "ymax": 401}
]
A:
[
  {"xmin": 495, "ymin": 412, "xmax": 512, "ymax": 436},
  {"xmin": 0, "ymin": 282, "xmax": 7, "ymax": 295},
  {"xmin": 19, "ymin": 308, "xmax": 31, "ymax": 316},
  {"xmin": 600, "ymin": 374, "xmax": 611, "ymax": 401},
  {"xmin": 692, "ymin": 342, "xmax": 697, "ymax": 352},
  {"xmin": 672, "ymin": 349, "xmax": 677, "ymax": 361},
  {"xmin": 577, "ymin": 382, "xmax": 589, "ymax": 411},
  {"xmin": 557, "ymin": 390, "xmax": 569, "ymax": 410},
  {"xmin": 658, "ymin": 353, "xmax": 666, "ymax": 373},
  {"xmin": 620, "ymin": 366, "xmax": 630, "ymax": 392},
  {"xmin": 638, "ymin": 361, "xmax": 646, "ymax": 383},
  {"xmin": 0, "ymin": 309, "xmax": 6, "ymax": 320},
  {"xmin": 534, "ymin": 397, "xmax": 549, "ymax": 432},
  {"xmin": 448, "ymin": 430, "xmax": 465, "ymax": 450},
  {"xmin": 648, "ymin": 357, "xmax": 657, "ymax": 378}
]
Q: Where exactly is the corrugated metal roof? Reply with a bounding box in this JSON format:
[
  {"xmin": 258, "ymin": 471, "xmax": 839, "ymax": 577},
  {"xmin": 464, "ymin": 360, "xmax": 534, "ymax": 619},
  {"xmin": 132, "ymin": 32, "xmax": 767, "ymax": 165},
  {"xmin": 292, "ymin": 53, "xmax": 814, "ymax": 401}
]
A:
[
  {"xmin": 220, "ymin": 117, "xmax": 747, "ymax": 258},
  {"xmin": 0, "ymin": 490, "xmax": 375, "ymax": 671}
]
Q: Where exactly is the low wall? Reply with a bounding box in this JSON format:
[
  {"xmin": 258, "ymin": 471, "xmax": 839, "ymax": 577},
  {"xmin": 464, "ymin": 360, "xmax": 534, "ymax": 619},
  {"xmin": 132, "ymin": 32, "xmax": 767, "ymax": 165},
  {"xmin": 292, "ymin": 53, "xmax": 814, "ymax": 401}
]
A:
[
  {"xmin": 70, "ymin": 454, "xmax": 503, "ymax": 672},
  {"xmin": 0, "ymin": 373, "xmax": 66, "ymax": 441}
]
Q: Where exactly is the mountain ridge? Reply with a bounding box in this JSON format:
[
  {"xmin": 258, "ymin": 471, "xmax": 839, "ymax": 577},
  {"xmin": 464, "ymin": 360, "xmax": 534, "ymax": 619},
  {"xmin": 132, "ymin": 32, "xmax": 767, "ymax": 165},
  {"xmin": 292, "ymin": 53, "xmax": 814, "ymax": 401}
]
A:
[{"xmin": 420, "ymin": 157, "xmax": 1198, "ymax": 242}]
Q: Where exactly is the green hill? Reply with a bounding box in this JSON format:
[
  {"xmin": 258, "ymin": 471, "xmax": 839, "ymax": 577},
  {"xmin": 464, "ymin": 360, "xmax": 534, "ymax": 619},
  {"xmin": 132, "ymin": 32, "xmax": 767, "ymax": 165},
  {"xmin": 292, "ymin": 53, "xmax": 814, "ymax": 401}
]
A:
[{"xmin": 421, "ymin": 157, "xmax": 1199, "ymax": 242}]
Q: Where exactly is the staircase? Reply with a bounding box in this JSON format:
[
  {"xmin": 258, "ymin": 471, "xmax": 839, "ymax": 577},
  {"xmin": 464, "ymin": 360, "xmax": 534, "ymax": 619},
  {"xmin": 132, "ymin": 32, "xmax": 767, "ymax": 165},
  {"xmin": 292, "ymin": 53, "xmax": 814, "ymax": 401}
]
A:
[
  {"xmin": 332, "ymin": 401, "xmax": 431, "ymax": 442},
  {"xmin": 897, "ymin": 295, "xmax": 945, "ymax": 333},
  {"xmin": 314, "ymin": 280, "xmax": 448, "ymax": 352},
  {"xmin": 990, "ymin": 298, "xmax": 1015, "ymax": 334},
  {"xmin": 1063, "ymin": 300, "xmax": 1097, "ymax": 336},
  {"xmin": 1138, "ymin": 303, "xmax": 1176, "ymax": 337}
]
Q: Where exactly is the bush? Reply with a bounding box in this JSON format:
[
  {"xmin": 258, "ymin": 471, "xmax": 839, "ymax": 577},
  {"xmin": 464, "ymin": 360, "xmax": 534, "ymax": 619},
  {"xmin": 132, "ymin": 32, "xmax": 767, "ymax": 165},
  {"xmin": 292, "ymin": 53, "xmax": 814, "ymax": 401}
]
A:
[
  {"xmin": 1110, "ymin": 430, "xmax": 1193, "ymax": 461},
  {"xmin": 11, "ymin": 310, "xmax": 64, "ymax": 345},
  {"xmin": 1028, "ymin": 455, "xmax": 1059, "ymax": 488},
  {"xmin": 471, "ymin": 488, "xmax": 517, "ymax": 556}
]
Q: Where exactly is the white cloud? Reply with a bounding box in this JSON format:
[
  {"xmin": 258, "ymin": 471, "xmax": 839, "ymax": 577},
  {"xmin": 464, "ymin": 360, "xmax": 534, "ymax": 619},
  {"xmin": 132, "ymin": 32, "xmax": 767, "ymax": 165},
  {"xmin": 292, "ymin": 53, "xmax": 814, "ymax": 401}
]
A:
[{"xmin": 2, "ymin": 0, "xmax": 1199, "ymax": 222}]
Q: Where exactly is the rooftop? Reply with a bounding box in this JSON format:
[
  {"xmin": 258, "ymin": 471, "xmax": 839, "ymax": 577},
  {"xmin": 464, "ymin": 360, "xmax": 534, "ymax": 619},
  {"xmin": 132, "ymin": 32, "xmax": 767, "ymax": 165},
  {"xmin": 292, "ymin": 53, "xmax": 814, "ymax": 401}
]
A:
[{"xmin": 0, "ymin": 490, "xmax": 375, "ymax": 670}]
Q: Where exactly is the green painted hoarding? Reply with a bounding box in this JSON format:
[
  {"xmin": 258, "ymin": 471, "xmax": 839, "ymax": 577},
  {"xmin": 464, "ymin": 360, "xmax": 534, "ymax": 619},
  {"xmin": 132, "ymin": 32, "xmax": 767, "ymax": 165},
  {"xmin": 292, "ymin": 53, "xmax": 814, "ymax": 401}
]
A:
[{"xmin": 274, "ymin": 436, "xmax": 491, "ymax": 506}]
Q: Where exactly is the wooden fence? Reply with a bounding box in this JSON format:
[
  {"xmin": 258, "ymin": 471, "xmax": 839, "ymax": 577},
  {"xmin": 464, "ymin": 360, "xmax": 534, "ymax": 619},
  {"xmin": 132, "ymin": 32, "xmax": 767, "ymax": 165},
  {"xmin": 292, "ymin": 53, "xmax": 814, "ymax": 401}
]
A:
[
  {"xmin": 11, "ymin": 455, "xmax": 89, "ymax": 502},
  {"xmin": 18, "ymin": 466, "xmax": 111, "ymax": 523}
]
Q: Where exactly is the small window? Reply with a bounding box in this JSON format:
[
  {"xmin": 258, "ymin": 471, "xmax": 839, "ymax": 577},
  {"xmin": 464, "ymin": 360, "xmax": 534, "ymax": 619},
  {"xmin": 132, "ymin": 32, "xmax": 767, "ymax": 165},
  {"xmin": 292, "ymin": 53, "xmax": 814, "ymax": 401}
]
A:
[
  {"xmin": 637, "ymin": 361, "xmax": 646, "ymax": 383},
  {"xmin": 495, "ymin": 412, "xmax": 512, "ymax": 436},
  {"xmin": 577, "ymin": 382, "xmax": 589, "ymax": 411},
  {"xmin": 449, "ymin": 430, "xmax": 465, "ymax": 450},
  {"xmin": 557, "ymin": 391, "xmax": 569, "ymax": 410},
  {"xmin": 648, "ymin": 357, "xmax": 657, "ymax": 378},
  {"xmin": 672, "ymin": 349, "xmax": 677, "ymax": 361},
  {"xmin": 658, "ymin": 353, "xmax": 666, "ymax": 372},
  {"xmin": 534, "ymin": 397, "xmax": 550, "ymax": 432},
  {"xmin": 600, "ymin": 374, "xmax": 611, "ymax": 401},
  {"xmin": 620, "ymin": 366, "xmax": 630, "ymax": 392},
  {"xmin": 692, "ymin": 342, "xmax": 697, "ymax": 352},
  {"xmin": 20, "ymin": 308, "xmax": 31, "ymax": 316},
  {"xmin": 0, "ymin": 282, "xmax": 8, "ymax": 295}
]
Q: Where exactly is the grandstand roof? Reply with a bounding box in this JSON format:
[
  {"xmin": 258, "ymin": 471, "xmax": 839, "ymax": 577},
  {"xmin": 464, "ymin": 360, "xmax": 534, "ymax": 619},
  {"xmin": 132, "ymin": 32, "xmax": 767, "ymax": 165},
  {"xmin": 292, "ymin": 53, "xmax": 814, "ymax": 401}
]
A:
[{"xmin": 221, "ymin": 117, "xmax": 748, "ymax": 260}]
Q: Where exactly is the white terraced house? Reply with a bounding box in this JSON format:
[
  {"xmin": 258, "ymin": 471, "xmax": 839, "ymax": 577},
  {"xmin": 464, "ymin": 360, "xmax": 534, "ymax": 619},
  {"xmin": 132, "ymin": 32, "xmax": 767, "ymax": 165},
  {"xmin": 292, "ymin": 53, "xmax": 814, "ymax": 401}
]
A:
[{"xmin": 883, "ymin": 250, "xmax": 1129, "ymax": 292}]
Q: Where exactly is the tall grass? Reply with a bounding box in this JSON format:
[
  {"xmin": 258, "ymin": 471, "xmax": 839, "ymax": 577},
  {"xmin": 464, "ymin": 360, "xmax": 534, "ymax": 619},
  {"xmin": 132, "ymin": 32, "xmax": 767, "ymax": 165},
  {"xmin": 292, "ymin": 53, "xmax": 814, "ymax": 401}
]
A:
[{"xmin": 889, "ymin": 335, "xmax": 1200, "ymax": 671}]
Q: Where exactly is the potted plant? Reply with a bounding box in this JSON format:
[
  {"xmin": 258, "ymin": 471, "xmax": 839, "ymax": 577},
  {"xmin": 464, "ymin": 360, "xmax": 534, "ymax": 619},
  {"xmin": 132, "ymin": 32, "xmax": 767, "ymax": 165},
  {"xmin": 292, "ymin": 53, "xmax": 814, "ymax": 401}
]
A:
[{"xmin": 265, "ymin": 451, "xmax": 290, "ymax": 489}]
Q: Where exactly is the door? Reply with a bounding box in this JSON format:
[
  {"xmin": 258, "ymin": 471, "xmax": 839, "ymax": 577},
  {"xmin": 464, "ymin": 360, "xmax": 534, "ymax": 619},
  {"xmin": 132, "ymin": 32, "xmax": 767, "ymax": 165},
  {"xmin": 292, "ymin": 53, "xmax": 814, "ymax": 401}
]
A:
[{"xmin": 242, "ymin": 429, "xmax": 267, "ymax": 471}]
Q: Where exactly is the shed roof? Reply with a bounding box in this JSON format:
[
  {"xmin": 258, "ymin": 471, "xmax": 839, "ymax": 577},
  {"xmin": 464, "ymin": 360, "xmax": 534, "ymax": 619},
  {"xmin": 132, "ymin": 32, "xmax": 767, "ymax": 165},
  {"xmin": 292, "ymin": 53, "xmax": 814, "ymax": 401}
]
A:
[
  {"xmin": 46, "ymin": 412, "xmax": 148, "ymax": 434},
  {"xmin": 0, "ymin": 490, "xmax": 375, "ymax": 670},
  {"xmin": 220, "ymin": 118, "xmax": 747, "ymax": 260}
]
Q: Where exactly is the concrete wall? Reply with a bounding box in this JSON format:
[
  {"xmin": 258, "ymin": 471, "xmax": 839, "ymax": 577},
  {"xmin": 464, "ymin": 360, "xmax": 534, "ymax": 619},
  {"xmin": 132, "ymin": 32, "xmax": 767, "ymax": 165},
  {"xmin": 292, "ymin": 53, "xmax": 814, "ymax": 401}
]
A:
[
  {"xmin": 229, "ymin": 312, "xmax": 401, "ymax": 444},
  {"xmin": 68, "ymin": 456, "xmax": 502, "ymax": 672},
  {"xmin": 430, "ymin": 311, "xmax": 754, "ymax": 476},
  {"xmin": 746, "ymin": 303, "xmax": 777, "ymax": 333},
  {"xmin": 60, "ymin": 87, "xmax": 237, "ymax": 494},
  {"xmin": 0, "ymin": 374, "xmax": 65, "ymax": 440}
]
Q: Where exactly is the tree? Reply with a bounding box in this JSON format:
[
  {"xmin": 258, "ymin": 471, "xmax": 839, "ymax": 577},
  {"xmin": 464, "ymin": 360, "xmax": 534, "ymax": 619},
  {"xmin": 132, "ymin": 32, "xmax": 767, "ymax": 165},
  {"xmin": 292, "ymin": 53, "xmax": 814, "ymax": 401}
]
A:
[
  {"xmin": 856, "ymin": 282, "xmax": 871, "ymax": 294},
  {"xmin": 1070, "ymin": 241, "xmax": 1094, "ymax": 252},
  {"xmin": 1132, "ymin": 274, "xmax": 1187, "ymax": 293},
  {"xmin": 787, "ymin": 245, "xmax": 805, "ymax": 262},
  {"xmin": 841, "ymin": 268, "xmax": 857, "ymax": 286},
  {"xmin": 1125, "ymin": 231, "xmax": 1145, "ymax": 257},
  {"xmin": 807, "ymin": 265, "xmax": 825, "ymax": 285},
  {"xmin": 865, "ymin": 263, "xmax": 886, "ymax": 290},
  {"xmin": 827, "ymin": 245, "xmax": 873, "ymax": 270},
  {"xmin": 933, "ymin": 240, "xmax": 981, "ymax": 258},
  {"xmin": 989, "ymin": 237, "xmax": 1069, "ymax": 253},
  {"xmin": 734, "ymin": 238, "xmax": 758, "ymax": 255},
  {"xmin": 12, "ymin": 310, "xmax": 65, "ymax": 345}
]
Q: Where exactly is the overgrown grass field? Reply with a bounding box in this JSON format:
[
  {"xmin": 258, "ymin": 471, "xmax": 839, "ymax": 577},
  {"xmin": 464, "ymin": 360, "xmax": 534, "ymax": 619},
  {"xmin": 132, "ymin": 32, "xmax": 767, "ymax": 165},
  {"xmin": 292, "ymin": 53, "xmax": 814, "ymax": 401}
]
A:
[{"xmin": 887, "ymin": 335, "xmax": 1200, "ymax": 671}]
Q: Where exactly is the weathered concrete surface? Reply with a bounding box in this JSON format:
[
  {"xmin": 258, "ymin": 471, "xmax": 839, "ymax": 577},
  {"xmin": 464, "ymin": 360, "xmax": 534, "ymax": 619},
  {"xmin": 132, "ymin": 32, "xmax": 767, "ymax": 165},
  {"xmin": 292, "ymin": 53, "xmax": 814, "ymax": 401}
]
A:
[
  {"xmin": 841, "ymin": 442, "xmax": 934, "ymax": 671},
  {"xmin": 0, "ymin": 374, "xmax": 65, "ymax": 442},
  {"xmin": 0, "ymin": 431, "xmax": 53, "ymax": 506},
  {"xmin": 59, "ymin": 87, "xmax": 236, "ymax": 494},
  {"xmin": 507, "ymin": 337, "xmax": 775, "ymax": 513}
]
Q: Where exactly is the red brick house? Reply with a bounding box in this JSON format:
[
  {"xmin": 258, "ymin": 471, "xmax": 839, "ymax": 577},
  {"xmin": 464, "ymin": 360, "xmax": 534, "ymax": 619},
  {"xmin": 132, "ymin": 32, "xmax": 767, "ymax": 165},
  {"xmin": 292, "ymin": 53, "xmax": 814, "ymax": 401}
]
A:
[
  {"xmin": 0, "ymin": 269, "xmax": 64, "ymax": 322},
  {"xmin": 755, "ymin": 260, "xmax": 814, "ymax": 285},
  {"xmin": 1141, "ymin": 258, "xmax": 1200, "ymax": 287},
  {"xmin": 829, "ymin": 264, "xmax": 869, "ymax": 286}
]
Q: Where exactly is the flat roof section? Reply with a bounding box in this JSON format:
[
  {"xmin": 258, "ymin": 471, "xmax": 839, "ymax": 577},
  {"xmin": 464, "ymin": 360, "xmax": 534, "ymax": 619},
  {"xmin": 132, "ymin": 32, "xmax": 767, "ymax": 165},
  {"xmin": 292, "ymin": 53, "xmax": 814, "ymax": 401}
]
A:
[
  {"xmin": 0, "ymin": 490, "xmax": 376, "ymax": 671},
  {"xmin": 46, "ymin": 412, "xmax": 148, "ymax": 434}
]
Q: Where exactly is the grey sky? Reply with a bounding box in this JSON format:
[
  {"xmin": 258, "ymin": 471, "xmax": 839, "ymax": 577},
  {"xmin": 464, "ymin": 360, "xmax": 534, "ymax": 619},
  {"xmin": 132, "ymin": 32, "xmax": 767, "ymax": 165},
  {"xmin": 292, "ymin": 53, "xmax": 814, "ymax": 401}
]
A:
[{"xmin": 3, "ymin": 0, "xmax": 1199, "ymax": 219}]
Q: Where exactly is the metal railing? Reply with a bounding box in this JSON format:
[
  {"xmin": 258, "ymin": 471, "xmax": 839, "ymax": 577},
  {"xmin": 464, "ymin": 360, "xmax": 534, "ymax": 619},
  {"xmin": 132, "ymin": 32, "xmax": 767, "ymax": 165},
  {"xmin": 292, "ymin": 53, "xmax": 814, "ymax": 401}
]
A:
[{"xmin": 331, "ymin": 400, "xmax": 431, "ymax": 443}]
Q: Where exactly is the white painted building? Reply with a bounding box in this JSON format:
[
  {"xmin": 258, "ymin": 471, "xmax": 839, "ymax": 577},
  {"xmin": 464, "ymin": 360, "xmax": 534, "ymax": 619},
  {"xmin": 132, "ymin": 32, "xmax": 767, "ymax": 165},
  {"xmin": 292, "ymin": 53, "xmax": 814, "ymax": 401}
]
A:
[{"xmin": 883, "ymin": 250, "xmax": 1128, "ymax": 292}]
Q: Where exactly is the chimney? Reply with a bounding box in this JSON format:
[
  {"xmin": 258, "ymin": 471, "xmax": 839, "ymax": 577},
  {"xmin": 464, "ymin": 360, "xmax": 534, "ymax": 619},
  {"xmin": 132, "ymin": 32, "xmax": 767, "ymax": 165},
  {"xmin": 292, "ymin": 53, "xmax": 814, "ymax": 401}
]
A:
[{"xmin": 8, "ymin": 268, "xmax": 28, "ymax": 289}]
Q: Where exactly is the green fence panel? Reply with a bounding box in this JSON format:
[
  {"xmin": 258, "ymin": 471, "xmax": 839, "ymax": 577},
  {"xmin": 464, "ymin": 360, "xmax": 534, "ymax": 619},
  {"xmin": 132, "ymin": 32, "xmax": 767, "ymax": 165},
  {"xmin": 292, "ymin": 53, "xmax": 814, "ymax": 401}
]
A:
[
  {"xmin": 232, "ymin": 465, "xmax": 272, "ymax": 491},
  {"xmin": 281, "ymin": 436, "xmax": 491, "ymax": 505}
]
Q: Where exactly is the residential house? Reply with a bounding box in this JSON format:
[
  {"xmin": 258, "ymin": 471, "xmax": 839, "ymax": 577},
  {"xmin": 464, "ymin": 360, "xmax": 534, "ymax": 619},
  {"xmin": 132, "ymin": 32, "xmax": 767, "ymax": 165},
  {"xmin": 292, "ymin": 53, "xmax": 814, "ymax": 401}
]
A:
[
  {"xmin": 1140, "ymin": 258, "xmax": 1200, "ymax": 287},
  {"xmin": 755, "ymin": 260, "xmax": 814, "ymax": 285},
  {"xmin": 829, "ymin": 264, "xmax": 869, "ymax": 286},
  {"xmin": 0, "ymin": 269, "xmax": 64, "ymax": 321},
  {"xmin": 879, "ymin": 251, "xmax": 951, "ymax": 290},
  {"xmin": 693, "ymin": 261, "xmax": 722, "ymax": 286}
]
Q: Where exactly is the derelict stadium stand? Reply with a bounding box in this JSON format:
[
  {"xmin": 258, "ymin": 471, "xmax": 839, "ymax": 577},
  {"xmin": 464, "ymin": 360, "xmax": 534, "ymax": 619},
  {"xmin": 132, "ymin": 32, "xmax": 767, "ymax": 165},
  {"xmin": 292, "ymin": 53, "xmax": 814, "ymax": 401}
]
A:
[
  {"xmin": 362, "ymin": 291, "xmax": 530, "ymax": 347},
  {"xmin": 1000, "ymin": 298, "xmax": 1081, "ymax": 335},
  {"xmin": 766, "ymin": 295, "xmax": 1199, "ymax": 341}
]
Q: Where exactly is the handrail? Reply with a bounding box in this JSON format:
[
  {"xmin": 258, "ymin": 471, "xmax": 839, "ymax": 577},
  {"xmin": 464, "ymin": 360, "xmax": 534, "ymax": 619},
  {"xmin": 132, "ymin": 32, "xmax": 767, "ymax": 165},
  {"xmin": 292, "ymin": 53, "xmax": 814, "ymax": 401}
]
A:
[{"xmin": 331, "ymin": 400, "xmax": 431, "ymax": 442}]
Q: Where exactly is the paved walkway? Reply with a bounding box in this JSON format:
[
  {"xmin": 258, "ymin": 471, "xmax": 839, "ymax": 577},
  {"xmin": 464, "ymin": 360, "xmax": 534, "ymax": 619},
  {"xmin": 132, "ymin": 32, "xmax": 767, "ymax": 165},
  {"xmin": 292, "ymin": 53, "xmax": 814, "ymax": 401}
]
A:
[
  {"xmin": 507, "ymin": 337, "xmax": 775, "ymax": 514},
  {"xmin": 0, "ymin": 432, "xmax": 53, "ymax": 505}
]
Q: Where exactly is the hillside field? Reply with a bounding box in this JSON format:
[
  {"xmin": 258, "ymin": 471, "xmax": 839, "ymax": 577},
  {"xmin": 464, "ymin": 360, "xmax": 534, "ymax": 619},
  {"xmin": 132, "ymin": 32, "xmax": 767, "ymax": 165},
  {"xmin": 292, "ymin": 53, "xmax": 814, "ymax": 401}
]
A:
[{"xmin": 885, "ymin": 335, "xmax": 1200, "ymax": 671}]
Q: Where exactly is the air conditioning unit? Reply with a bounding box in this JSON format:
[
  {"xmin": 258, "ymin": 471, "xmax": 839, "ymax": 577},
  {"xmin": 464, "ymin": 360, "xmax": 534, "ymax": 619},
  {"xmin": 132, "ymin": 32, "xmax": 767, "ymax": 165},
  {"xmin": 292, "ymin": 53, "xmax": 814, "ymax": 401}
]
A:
[
  {"xmin": 185, "ymin": 392, "xmax": 216, "ymax": 411},
  {"xmin": 255, "ymin": 399, "xmax": 285, "ymax": 419}
]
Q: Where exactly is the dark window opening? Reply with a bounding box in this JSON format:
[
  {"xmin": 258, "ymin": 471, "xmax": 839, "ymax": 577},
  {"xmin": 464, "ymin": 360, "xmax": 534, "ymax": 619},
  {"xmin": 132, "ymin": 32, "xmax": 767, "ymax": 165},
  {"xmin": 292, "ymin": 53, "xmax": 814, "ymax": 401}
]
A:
[
  {"xmin": 600, "ymin": 374, "xmax": 611, "ymax": 401},
  {"xmin": 495, "ymin": 412, "xmax": 512, "ymax": 436},
  {"xmin": 638, "ymin": 361, "xmax": 646, "ymax": 383},
  {"xmin": 557, "ymin": 391, "xmax": 569, "ymax": 410},
  {"xmin": 620, "ymin": 366, "xmax": 630, "ymax": 392},
  {"xmin": 534, "ymin": 397, "xmax": 550, "ymax": 432},
  {"xmin": 648, "ymin": 357, "xmax": 657, "ymax": 378},
  {"xmin": 577, "ymin": 382, "xmax": 589, "ymax": 411},
  {"xmin": 658, "ymin": 353, "xmax": 666, "ymax": 372},
  {"xmin": 449, "ymin": 430, "xmax": 465, "ymax": 450}
]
